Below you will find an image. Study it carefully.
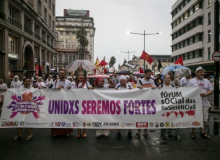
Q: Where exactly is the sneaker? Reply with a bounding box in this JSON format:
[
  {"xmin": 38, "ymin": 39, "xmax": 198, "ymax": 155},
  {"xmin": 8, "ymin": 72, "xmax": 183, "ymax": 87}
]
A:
[
  {"xmin": 127, "ymin": 132, "xmax": 132, "ymax": 139},
  {"xmin": 134, "ymin": 133, "xmax": 140, "ymax": 139},
  {"xmin": 160, "ymin": 134, "xmax": 166, "ymax": 139},
  {"xmin": 117, "ymin": 132, "xmax": 121, "ymax": 139}
]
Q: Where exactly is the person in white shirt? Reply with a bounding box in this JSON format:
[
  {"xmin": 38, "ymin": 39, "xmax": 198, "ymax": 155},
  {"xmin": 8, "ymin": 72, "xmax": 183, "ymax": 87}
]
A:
[
  {"xmin": 74, "ymin": 71, "xmax": 92, "ymax": 138},
  {"xmin": 115, "ymin": 75, "xmax": 133, "ymax": 90},
  {"xmin": 37, "ymin": 77, "xmax": 46, "ymax": 89},
  {"xmin": 46, "ymin": 75, "xmax": 53, "ymax": 88},
  {"xmin": 67, "ymin": 76, "xmax": 75, "ymax": 89},
  {"xmin": 180, "ymin": 75, "xmax": 191, "ymax": 87},
  {"xmin": 115, "ymin": 75, "xmax": 133, "ymax": 139},
  {"xmin": 51, "ymin": 69, "xmax": 73, "ymax": 137},
  {"xmin": 94, "ymin": 77, "xmax": 116, "ymax": 138},
  {"xmin": 10, "ymin": 75, "xmax": 22, "ymax": 88},
  {"xmin": 136, "ymin": 69, "xmax": 156, "ymax": 139},
  {"xmin": 0, "ymin": 78, "xmax": 7, "ymax": 111},
  {"xmin": 14, "ymin": 77, "xmax": 33, "ymax": 141},
  {"xmin": 187, "ymin": 66, "xmax": 214, "ymax": 139}
]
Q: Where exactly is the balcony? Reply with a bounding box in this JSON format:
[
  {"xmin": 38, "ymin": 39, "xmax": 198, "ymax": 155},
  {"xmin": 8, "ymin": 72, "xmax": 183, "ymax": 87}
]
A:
[
  {"xmin": 42, "ymin": 38, "xmax": 46, "ymax": 44},
  {"xmin": 24, "ymin": 27, "xmax": 33, "ymax": 36},
  {"xmin": 34, "ymin": 33, "xmax": 41, "ymax": 41},
  {"xmin": 0, "ymin": 12, "xmax": 6, "ymax": 20},
  {"xmin": 54, "ymin": 61, "xmax": 69, "ymax": 65},
  {"xmin": 8, "ymin": 17, "xmax": 22, "ymax": 29}
]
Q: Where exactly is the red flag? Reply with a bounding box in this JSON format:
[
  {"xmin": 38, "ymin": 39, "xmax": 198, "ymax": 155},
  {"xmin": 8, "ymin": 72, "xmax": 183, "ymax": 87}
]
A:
[
  {"xmin": 140, "ymin": 51, "xmax": 153, "ymax": 64},
  {"xmin": 139, "ymin": 67, "xmax": 144, "ymax": 73},
  {"xmin": 98, "ymin": 60, "xmax": 108, "ymax": 66},
  {"xmin": 104, "ymin": 67, "xmax": 107, "ymax": 74},
  {"xmin": 174, "ymin": 56, "xmax": 183, "ymax": 65}
]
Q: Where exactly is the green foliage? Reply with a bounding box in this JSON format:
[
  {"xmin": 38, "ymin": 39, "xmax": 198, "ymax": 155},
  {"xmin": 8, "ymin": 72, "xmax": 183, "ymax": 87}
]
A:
[{"xmin": 76, "ymin": 28, "xmax": 89, "ymax": 48}]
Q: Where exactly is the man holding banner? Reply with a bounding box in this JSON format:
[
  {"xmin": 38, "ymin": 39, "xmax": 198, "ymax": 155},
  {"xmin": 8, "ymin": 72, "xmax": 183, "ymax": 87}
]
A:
[
  {"xmin": 188, "ymin": 67, "xmax": 213, "ymax": 139},
  {"xmin": 136, "ymin": 69, "xmax": 156, "ymax": 139},
  {"xmin": 51, "ymin": 69, "xmax": 73, "ymax": 136}
]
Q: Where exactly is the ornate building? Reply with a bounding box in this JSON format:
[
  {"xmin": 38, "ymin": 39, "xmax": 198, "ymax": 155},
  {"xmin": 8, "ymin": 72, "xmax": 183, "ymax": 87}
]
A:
[
  {"xmin": 0, "ymin": 0, "xmax": 56, "ymax": 84},
  {"xmin": 54, "ymin": 9, "xmax": 95, "ymax": 71}
]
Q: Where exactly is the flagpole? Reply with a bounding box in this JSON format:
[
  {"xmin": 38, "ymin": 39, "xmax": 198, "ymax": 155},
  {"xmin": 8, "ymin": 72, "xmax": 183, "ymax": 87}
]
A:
[
  {"xmin": 144, "ymin": 30, "xmax": 145, "ymax": 70},
  {"xmin": 128, "ymin": 31, "xmax": 162, "ymax": 71}
]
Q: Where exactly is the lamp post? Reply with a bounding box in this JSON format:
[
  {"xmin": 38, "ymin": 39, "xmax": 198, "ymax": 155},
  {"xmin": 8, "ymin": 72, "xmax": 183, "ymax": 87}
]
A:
[
  {"xmin": 118, "ymin": 50, "xmax": 138, "ymax": 70},
  {"xmin": 127, "ymin": 31, "xmax": 162, "ymax": 70}
]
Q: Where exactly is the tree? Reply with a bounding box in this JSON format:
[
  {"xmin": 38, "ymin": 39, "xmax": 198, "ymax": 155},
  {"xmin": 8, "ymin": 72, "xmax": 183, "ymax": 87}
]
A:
[
  {"xmin": 76, "ymin": 28, "xmax": 89, "ymax": 48},
  {"xmin": 109, "ymin": 56, "xmax": 116, "ymax": 67}
]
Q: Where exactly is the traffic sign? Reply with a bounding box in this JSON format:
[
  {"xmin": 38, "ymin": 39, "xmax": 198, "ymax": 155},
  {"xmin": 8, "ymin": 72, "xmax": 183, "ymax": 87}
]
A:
[{"xmin": 212, "ymin": 51, "xmax": 220, "ymax": 62}]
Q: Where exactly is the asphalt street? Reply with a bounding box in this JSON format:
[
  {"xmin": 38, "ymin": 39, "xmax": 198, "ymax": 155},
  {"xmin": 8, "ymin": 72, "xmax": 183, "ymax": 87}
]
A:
[{"xmin": 0, "ymin": 113, "xmax": 220, "ymax": 160}]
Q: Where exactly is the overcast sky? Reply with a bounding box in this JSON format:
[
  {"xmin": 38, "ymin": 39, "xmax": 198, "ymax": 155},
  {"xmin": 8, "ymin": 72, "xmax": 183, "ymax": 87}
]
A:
[{"xmin": 56, "ymin": 0, "xmax": 177, "ymax": 69}]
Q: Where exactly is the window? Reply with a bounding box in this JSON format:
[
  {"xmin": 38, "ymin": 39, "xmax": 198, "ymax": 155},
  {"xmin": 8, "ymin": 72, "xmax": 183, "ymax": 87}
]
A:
[
  {"xmin": 195, "ymin": 18, "xmax": 200, "ymax": 26},
  {"xmin": 49, "ymin": 15, "xmax": 51, "ymax": 28},
  {"xmin": 180, "ymin": 15, "xmax": 184, "ymax": 22},
  {"xmin": 184, "ymin": 40, "xmax": 188, "ymax": 46},
  {"xmin": 194, "ymin": 4, "xmax": 199, "ymax": 11},
  {"xmin": 195, "ymin": 35, "xmax": 199, "ymax": 42},
  {"xmin": 184, "ymin": 12, "xmax": 188, "ymax": 19},
  {"xmin": 65, "ymin": 55, "xmax": 68, "ymax": 62},
  {"xmin": 189, "ymin": 52, "xmax": 193, "ymax": 59},
  {"xmin": 69, "ymin": 55, "xmax": 72, "ymax": 62},
  {"xmin": 72, "ymin": 55, "xmax": 75, "ymax": 61},
  {"xmin": 59, "ymin": 56, "xmax": 62, "ymax": 63},
  {"xmin": 52, "ymin": 5, "xmax": 55, "ymax": 16},
  {"xmin": 185, "ymin": 53, "xmax": 188, "ymax": 60},
  {"xmin": 208, "ymin": 47, "xmax": 211, "ymax": 59},
  {"xmin": 37, "ymin": 0, "xmax": 41, "ymax": 14},
  {"xmin": 49, "ymin": 0, "xmax": 51, "ymax": 9},
  {"xmin": 189, "ymin": 8, "xmax": 194, "ymax": 15},
  {"xmin": 189, "ymin": 22, "xmax": 194, "ymax": 30},
  {"xmin": 189, "ymin": 37, "xmax": 193, "ymax": 45},
  {"xmin": 208, "ymin": 30, "xmax": 211, "ymax": 42},
  {"xmin": 195, "ymin": 50, "xmax": 200, "ymax": 58},
  {"xmin": 176, "ymin": 19, "xmax": 179, "ymax": 25},
  {"xmin": 8, "ymin": 36, "xmax": 16, "ymax": 52},
  {"xmin": 208, "ymin": 12, "xmax": 211, "ymax": 25},
  {"xmin": 44, "ymin": 8, "xmax": 47, "ymax": 23},
  {"xmin": 208, "ymin": 0, "xmax": 212, "ymax": 8}
]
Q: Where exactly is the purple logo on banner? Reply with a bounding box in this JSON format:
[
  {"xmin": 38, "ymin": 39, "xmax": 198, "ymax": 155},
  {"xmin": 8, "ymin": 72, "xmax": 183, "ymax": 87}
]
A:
[{"xmin": 7, "ymin": 92, "xmax": 45, "ymax": 119}]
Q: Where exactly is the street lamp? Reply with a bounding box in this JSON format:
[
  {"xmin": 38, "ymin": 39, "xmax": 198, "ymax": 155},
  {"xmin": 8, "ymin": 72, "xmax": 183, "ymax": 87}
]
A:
[
  {"xmin": 118, "ymin": 50, "xmax": 139, "ymax": 70},
  {"xmin": 127, "ymin": 30, "xmax": 162, "ymax": 70}
]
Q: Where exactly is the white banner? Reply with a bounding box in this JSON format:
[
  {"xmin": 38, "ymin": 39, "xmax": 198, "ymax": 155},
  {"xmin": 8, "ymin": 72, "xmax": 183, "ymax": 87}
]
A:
[{"xmin": 0, "ymin": 87, "xmax": 203, "ymax": 129}]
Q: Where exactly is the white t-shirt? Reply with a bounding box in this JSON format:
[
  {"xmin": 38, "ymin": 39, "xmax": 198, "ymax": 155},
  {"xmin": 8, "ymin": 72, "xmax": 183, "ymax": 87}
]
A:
[
  {"xmin": 38, "ymin": 82, "xmax": 46, "ymax": 88},
  {"xmin": 180, "ymin": 77, "xmax": 190, "ymax": 87},
  {"xmin": 46, "ymin": 79, "xmax": 53, "ymax": 88},
  {"xmin": 52, "ymin": 79, "xmax": 72, "ymax": 89},
  {"xmin": 115, "ymin": 83, "xmax": 133, "ymax": 89},
  {"xmin": 10, "ymin": 81, "xmax": 22, "ymax": 88},
  {"xmin": 137, "ymin": 78, "xmax": 156, "ymax": 88},
  {"xmin": 187, "ymin": 78, "xmax": 213, "ymax": 107},
  {"xmin": 72, "ymin": 81, "xmax": 91, "ymax": 89},
  {"xmin": 163, "ymin": 84, "xmax": 174, "ymax": 88},
  {"xmin": 0, "ymin": 83, "xmax": 7, "ymax": 94}
]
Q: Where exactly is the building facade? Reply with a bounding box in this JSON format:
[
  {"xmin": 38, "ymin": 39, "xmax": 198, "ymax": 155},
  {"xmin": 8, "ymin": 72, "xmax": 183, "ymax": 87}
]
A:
[
  {"xmin": 54, "ymin": 9, "xmax": 95, "ymax": 71},
  {"xmin": 171, "ymin": 0, "xmax": 218, "ymax": 73},
  {"xmin": 0, "ymin": 0, "xmax": 56, "ymax": 84},
  {"xmin": 118, "ymin": 55, "xmax": 171, "ymax": 74}
]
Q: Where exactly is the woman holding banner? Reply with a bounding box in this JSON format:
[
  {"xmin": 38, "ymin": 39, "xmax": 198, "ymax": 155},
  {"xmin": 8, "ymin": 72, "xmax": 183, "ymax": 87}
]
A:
[
  {"xmin": 94, "ymin": 77, "xmax": 115, "ymax": 137},
  {"xmin": 72, "ymin": 71, "xmax": 92, "ymax": 138},
  {"xmin": 14, "ymin": 77, "xmax": 33, "ymax": 140},
  {"xmin": 115, "ymin": 75, "xmax": 133, "ymax": 139}
]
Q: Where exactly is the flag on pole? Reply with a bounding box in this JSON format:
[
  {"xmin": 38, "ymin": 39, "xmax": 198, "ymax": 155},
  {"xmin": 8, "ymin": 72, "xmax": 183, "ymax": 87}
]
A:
[
  {"xmin": 174, "ymin": 56, "xmax": 183, "ymax": 65},
  {"xmin": 94, "ymin": 57, "xmax": 99, "ymax": 66},
  {"xmin": 140, "ymin": 51, "xmax": 153, "ymax": 64}
]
